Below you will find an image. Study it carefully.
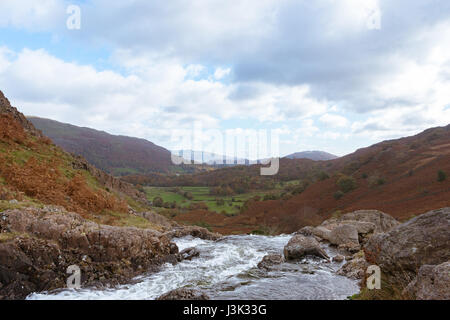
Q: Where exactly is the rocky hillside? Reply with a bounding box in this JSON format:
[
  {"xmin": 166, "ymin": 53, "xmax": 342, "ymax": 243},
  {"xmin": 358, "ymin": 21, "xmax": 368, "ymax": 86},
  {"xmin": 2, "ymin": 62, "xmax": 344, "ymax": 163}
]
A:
[{"xmin": 28, "ymin": 117, "xmax": 174, "ymax": 176}]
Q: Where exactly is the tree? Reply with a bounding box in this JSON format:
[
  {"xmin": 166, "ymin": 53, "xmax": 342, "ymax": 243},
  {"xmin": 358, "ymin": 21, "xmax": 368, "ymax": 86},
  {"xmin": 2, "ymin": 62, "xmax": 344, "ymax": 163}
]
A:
[
  {"xmin": 438, "ymin": 170, "xmax": 446, "ymax": 182},
  {"xmin": 337, "ymin": 175, "xmax": 357, "ymax": 193},
  {"xmin": 152, "ymin": 196, "xmax": 163, "ymax": 207}
]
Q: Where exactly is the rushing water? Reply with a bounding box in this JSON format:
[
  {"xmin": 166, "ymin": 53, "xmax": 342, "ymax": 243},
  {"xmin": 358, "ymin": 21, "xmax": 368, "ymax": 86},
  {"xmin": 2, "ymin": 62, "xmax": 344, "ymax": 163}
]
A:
[{"xmin": 27, "ymin": 234, "xmax": 359, "ymax": 300}]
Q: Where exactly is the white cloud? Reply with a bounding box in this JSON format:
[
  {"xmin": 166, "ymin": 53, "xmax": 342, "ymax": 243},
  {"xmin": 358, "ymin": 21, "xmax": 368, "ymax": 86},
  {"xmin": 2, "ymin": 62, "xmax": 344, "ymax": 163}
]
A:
[
  {"xmin": 214, "ymin": 67, "xmax": 230, "ymax": 80},
  {"xmin": 319, "ymin": 113, "xmax": 349, "ymax": 128}
]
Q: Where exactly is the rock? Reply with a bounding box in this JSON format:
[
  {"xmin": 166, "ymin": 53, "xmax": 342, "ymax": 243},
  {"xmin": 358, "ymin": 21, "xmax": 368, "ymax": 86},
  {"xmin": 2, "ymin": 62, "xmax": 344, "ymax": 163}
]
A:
[
  {"xmin": 296, "ymin": 226, "xmax": 330, "ymax": 242},
  {"xmin": 283, "ymin": 234, "xmax": 329, "ymax": 261},
  {"xmin": 403, "ymin": 261, "xmax": 450, "ymax": 300},
  {"xmin": 257, "ymin": 254, "xmax": 285, "ymax": 270},
  {"xmin": 329, "ymin": 224, "xmax": 359, "ymax": 247},
  {"xmin": 156, "ymin": 288, "xmax": 209, "ymax": 300},
  {"xmin": 178, "ymin": 247, "xmax": 200, "ymax": 261},
  {"xmin": 337, "ymin": 251, "xmax": 368, "ymax": 280},
  {"xmin": 8, "ymin": 199, "xmax": 18, "ymax": 204},
  {"xmin": 331, "ymin": 210, "xmax": 400, "ymax": 233},
  {"xmin": 364, "ymin": 208, "xmax": 450, "ymax": 287},
  {"xmin": 338, "ymin": 242, "xmax": 361, "ymax": 254},
  {"xmin": 164, "ymin": 226, "xmax": 222, "ymax": 241},
  {"xmin": 332, "ymin": 255, "xmax": 345, "ymax": 263}
]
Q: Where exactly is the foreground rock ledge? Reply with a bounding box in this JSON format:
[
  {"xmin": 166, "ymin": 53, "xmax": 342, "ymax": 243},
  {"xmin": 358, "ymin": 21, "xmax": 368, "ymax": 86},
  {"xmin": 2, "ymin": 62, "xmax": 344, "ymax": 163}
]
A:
[{"xmin": 0, "ymin": 207, "xmax": 185, "ymax": 299}]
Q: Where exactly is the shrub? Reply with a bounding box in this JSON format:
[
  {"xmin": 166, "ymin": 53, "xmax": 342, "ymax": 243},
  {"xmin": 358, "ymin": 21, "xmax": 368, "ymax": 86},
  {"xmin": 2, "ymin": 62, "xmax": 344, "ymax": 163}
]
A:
[
  {"xmin": 336, "ymin": 175, "xmax": 356, "ymax": 193},
  {"xmin": 152, "ymin": 196, "xmax": 164, "ymax": 207},
  {"xmin": 318, "ymin": 171, "xmax": 330, "ymax": 181},
  {"xmin": 334, "ymin": 191, "xmax": 344, "ymax": 200},
  {"xmin": 183, "ymin": 191, "xmax": 193, "ymax": 200},
  {"xmin": 438, "ymin": 170, "xmax": 446, "ymax": 182},
  {"xmin": 369, "ymin": 175, "xmax": 385, "ymax": 187}
]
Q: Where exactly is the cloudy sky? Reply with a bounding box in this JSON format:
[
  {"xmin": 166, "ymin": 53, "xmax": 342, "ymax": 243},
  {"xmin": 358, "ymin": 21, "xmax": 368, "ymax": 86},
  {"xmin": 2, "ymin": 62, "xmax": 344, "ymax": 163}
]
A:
[{"xmin": 0, "ymin": 0, "xmax": 450, "ymax": 158}]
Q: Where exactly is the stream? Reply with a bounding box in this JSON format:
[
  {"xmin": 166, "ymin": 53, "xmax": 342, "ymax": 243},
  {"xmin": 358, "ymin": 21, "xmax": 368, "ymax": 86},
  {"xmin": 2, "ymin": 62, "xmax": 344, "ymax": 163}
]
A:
[{"xmin": 27, "ymin": 234, "xmax": 359, "ymax": 300}]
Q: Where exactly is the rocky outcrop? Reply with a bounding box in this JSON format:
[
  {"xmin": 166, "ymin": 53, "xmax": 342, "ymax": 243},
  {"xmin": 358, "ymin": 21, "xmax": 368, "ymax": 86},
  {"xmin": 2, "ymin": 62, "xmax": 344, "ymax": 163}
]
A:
[
  {"xmin": 156, "ymin": 288, "xmax": 210, "ymax": 300},
  {"xmin": 164, "ymin": 226, "xmax": 222, "ymax": 241},
  {"xmin": 364, "ymin": 208, "xmax": 450, "ymax": 287},
  {"xmin": 283, "ymin": 234, "xmax": 329, "ymax": 261},
  {"xmin": 0, "ymin": 90, "xmax": 43, "ymax": 138},
  {"xmin": 403, "ymin": 261, "xmax": 450, "ymax": 300},
  {"xmin": 296, "ymin": 210, "xmax": 399, "ymax": 251},
  {"xmin": 0, "ymin": 206, "xmax": 178, "ymax": 299},
  {"xmin": 257, "ymin": 254, "xmax": 285, "ymax": 270}
]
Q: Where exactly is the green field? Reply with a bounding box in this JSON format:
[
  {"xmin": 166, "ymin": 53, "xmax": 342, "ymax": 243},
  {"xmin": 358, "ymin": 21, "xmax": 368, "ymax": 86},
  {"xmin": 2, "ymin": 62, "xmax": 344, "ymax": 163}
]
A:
[{"xmin": 145, "ymin": 186, "xmax": 272, "ymax": 215}]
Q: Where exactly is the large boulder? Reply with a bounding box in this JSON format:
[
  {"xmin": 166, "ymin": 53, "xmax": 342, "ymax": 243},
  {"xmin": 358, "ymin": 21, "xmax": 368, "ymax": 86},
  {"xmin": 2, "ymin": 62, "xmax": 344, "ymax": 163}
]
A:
[
  {"xmin": 333, "ymin": 210, "xmax": 400, "ymax": 233},
  {"xmin": 156, "ymin": 288, "xmax": 209, "ymax": 300},
  {"xmin": 364, "ymin": 208, "xmax": 450, "ymax": 287},
  {"xmin": 284, "ymin": 234, "xmax": 329, "ymax": 260},
  {"xmin": 403, "ymin": 261, "xmax": 450, "ymax": 300}
]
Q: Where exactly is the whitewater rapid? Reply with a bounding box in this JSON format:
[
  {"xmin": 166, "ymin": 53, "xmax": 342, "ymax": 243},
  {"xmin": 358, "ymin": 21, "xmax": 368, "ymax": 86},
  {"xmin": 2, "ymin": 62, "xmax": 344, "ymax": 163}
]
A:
[{"xmin": 27, "ymin": 234, "xmax": 359, "ymax": 300}]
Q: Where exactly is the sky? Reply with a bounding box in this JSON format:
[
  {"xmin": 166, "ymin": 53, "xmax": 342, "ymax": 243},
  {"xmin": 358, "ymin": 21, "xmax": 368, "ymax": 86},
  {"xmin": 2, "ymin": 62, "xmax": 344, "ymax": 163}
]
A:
[{"xmin": 0, "ymin": 0, "xmax": 450, "ymax": 158}]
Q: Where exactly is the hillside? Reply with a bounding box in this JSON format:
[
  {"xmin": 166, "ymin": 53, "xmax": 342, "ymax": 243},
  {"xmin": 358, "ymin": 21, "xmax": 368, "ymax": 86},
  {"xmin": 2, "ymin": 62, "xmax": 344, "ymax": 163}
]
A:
[
  {"xmin": 285, "ymin": 150, "xmax": 338, "ymax": 161},
  {"xmin": 28, "ymin": 117, "xmax": 174, "ymax": 176},
  {"xmin": 168, "ymin": 125, "xmax": 450, "ymax": 234},
  {"xmin": 0, "ymin": 91, "xmax": 155, "ymax": 227}
]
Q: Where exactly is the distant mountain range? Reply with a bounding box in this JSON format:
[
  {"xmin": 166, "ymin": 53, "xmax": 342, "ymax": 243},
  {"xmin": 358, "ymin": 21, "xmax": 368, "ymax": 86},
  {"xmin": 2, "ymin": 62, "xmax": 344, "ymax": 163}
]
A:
[
  {"xmin": 285, "ymin": 150, "xmax": 338, "ymax": 161},
  {"xmin": 28, "ymin": 117, "xmax": 173, "ymax": 176}
]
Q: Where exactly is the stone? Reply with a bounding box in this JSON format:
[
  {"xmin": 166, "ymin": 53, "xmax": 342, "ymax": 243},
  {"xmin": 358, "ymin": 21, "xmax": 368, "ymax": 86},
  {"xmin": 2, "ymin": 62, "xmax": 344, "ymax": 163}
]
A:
[{"xmin": 283, "ymin": 234, "xmax": 329, "ymax": 260}]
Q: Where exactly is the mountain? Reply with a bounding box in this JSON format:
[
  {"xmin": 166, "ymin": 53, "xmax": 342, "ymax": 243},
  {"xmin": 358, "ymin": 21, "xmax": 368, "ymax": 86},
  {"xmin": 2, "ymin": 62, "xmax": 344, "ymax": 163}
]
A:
[
  {"xmin": 28, "ymin": 117, "xmax": 173, "ymax": 176},
  {"xmin": 285, "ymin": 150, "xmax": 338, "ymax": 161}
]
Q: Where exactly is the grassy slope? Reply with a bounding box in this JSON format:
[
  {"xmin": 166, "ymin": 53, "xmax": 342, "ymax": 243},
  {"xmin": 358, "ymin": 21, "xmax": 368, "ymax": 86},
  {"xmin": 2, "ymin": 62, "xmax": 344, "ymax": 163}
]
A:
[{"xmin": 0, "ymin": 113, "xmax": 157, "ymax": 230}]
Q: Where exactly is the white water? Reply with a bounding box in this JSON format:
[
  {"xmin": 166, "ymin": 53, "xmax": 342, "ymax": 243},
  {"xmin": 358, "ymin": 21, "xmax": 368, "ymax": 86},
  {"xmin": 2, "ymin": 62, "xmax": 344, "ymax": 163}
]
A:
[{"xmin": 27, "ymin": 234, "xmax": 359, "ymax": 300}]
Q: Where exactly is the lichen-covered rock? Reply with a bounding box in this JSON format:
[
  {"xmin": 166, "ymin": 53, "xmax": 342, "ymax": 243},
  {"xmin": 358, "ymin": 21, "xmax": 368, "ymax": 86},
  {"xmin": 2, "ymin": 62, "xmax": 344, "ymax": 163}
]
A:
[
  {"xmin": 283, "ymin": 234, "xmax": 329, "ymax": 260},
  {"xmin": 364, "ymin": 208, "xmax": 450, "ymax": 287},
  {"xmin": 403, "ymin": 261, "xmax": 450, "ymax": 300},
  {"xmin": 156, "ymin": 288, "xmax": 209, "ymax": 300}
]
